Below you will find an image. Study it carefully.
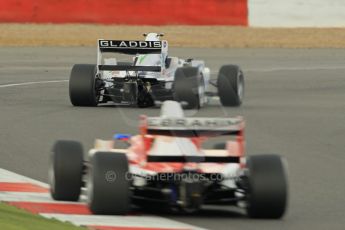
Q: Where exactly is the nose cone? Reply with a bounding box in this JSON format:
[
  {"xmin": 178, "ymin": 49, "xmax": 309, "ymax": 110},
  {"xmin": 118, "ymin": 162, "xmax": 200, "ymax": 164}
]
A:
[{"xmin": 160, "ymin": 101, "xmax": 185, "ymax": 118}]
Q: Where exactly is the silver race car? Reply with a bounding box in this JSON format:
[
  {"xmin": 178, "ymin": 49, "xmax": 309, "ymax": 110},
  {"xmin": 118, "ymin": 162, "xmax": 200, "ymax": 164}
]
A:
[{"xmin": 69, "ymin": 33, "xmax": 244, "ymax": 109}]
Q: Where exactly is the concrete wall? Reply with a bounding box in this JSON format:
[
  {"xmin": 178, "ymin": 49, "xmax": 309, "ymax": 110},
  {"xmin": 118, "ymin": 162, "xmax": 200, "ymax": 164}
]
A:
[{"xmin": 249, "ymin": 0, "xmax": 345, "ymax": 27}]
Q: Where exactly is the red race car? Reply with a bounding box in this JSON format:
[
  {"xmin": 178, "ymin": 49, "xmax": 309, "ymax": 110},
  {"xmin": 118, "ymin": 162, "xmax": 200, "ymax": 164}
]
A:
[{"xmin": 49, "ymin": 101, "xmax": 288, "ymax": 218}]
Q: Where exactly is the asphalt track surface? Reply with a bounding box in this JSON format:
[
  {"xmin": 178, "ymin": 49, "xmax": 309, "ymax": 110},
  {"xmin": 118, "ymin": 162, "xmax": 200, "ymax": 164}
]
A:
[{"xmin": 1, "ymin": 47, "xmax": 345, "ymax": 230}]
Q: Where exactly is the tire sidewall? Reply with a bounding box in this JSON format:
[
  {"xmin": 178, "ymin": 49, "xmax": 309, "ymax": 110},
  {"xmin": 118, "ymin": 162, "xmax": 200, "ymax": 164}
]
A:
[
  {"xmin": 50, "ymin": 140, "xmax": 83, "ymax": 201},
  {"xmin": 246, "ymin": 154, "xmax": 288, "ymax": 218},
  {"xmin": 87, "ymin": 152, "xmax": 130, "ymax": 215},
  {"xmin": 217, "ymin": 65, "xmax": 244, "ymax": 107},
  {"xmin": 69, "ymin": 64, "xmax": 98, "ymax": 106},
  {"xmin": 173, "ymin": 67, "xmax": 202, "ymax": 109}
]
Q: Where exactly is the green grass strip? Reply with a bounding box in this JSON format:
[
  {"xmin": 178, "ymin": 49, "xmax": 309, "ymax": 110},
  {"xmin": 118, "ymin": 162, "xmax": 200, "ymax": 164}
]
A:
[{"xmin": 0, "ymin": 202, "xmax": 86, "ymax": 230}]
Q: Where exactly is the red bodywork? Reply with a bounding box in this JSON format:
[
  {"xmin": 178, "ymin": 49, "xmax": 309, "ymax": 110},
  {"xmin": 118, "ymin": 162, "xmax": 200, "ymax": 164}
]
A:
[{"xmin": 122, "ymin": 115, "xmax": 245, "ymax": 174}]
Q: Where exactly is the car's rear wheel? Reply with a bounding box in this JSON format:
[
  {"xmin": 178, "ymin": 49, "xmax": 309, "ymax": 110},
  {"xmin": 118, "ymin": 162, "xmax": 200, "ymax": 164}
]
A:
[
  {"xmin": 246, "ymin": 154, "xmax": 288, "ymax": 219},
  {"xmin": 87, "ymin": 152, "xmax": 130, "ymax": 215},
  {"xmin": 173, "ymin": 67, "xmax": 203, "ymax": 109},
  {"xmin": 69, "ymin": 64, "xmax": 99, "ymax": 106},
  {"xmin": 217, "ymin": 65, "xmax": 244, "ymax": 107},
  {"xmin": 49, "ymin": 140, "xmax": 83, "ymax": 201}
]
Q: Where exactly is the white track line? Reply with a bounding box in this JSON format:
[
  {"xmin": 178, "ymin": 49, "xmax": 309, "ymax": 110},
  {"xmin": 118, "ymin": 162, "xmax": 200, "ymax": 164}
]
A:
[
  {"xmin": 0, "ymin": 191, "xmax": 89, "ymax": 204},
  {"xmin": 0, "ymin": 80, "xmax": 68, "ymax": 88},
  {"xmin": 41, "ymin": 214, "xmax": 206, "ymax": 229},
  {"xmin": 208, "ymin": 66, "xmax": 345, "ymax": 75},
  {"xmin": 0, "ymin": 168, "xmax": 48, "ymax": 188},
  {"xmin": 1, "ymin": 65, "xmax": 343, "ymax": 89},
  {"xmin": 0, "ymin": 192, "xmax": 90, "ymax": 204},
  {"xmin": 245, "ymin": 66, "xmax": 345, "ymax": 72}
]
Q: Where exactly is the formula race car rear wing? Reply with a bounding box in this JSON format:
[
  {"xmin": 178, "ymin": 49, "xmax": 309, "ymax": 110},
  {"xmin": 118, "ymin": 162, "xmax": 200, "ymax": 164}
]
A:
[
  {"xmin": 147, "ymin": 155, "xmax": 241, "ymax": 163},
  {"xmin": 98, "ymin": 65, "xmax": 161, "ymax": 72},
  {"xmin": 99, "ymin": 40, "xmax": 163, "ymax": 54},
  {"xmin": 97, "ymin": 39, "xmax": 168, "ymax": 73},
  {"xmin": 140, "ymin": 116, "xmax": 244, "ymax": 137}
]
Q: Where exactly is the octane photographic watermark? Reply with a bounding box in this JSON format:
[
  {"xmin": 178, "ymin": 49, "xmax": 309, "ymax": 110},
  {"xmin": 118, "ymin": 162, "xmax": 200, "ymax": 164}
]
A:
[
  {"xmin": 105, "ymin": 171, "xmax": 236, "ymax": 183},
  {"xmin": 105, "ymin": 170, "xmax": 117, "ymax": 183},
  {"xmin": 136, "ymin": 172, "xmax": 225, "ymax": 183}
]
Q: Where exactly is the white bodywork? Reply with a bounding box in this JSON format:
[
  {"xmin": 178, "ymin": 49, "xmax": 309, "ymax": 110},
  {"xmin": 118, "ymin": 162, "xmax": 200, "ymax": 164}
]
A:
[{"xmin": 97, "ymin": 33, "xmax": 210, "ymax": 104}]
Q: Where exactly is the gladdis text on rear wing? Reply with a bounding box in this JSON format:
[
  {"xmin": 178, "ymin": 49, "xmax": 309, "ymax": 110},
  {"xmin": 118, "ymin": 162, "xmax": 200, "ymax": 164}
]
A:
[
  {"xmin": 98, "ymin": 40, "xmax": 163, "ymax": 54},
  {"xmin": 96, "ymin": 39, "xmax": 168, "ymax": 73}
]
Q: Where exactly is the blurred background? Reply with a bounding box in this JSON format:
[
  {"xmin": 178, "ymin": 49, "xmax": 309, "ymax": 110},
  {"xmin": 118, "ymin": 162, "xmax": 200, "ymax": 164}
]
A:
[
  {"xmin": 1, "ymin": 1, "xmax": 345, "ymax": 230},
  {"xmin": 0, "ymin": 0, "xmax": 345, "ymax": 47}
]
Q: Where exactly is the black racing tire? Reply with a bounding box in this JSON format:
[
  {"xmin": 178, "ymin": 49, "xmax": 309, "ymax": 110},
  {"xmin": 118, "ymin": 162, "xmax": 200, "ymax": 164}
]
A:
[
  {"xmin": 88, "ymin": 152, "xmax": 130, "ymax": 215},
  {"xmin": 246, "ymin": 154, "xmax": 288, "ymax": 219},
  {"xmin": 69, "ymin": 64, "xmax": 98, "ymax": 106},
  {"xmin": 217, "ymin": 65, "xmax": 244, "ymax": 107},
  {"xmin": 49, "ymin": 140, "xmax": 84, "ymax": 201},
  {"xmin": 173, "ymin": 67, "xmax": 202, "ymax": 109},
  {"xmin": 213, "ymin": 143, "xmax": 226, "ymax": 150}
]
